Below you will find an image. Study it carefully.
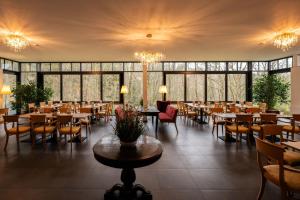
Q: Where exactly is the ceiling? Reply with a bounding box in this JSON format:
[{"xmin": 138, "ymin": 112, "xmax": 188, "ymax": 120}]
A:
[{"xmin": 0, "ymin": 0, "xmax": 300, "ymax": 62}]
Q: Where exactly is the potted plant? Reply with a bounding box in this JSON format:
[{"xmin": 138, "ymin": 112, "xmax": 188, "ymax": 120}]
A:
[
  {"xmin": 252, "ymin": 74, "xmax": 290, "ymax": 112},
  {"xmin": 10, "ymin": 81, "xmax": 53, "ymax": 114},
  {"xmin": 113, "ymin": 107, "xmax": 145, "ymax": 147}
]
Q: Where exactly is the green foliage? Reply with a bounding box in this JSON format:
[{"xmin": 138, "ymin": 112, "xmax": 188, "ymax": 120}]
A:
[
  {"xmin": 113, "ymin": 109, "xmax": 145, "ymax": 143},
  {"xmin": 10, "ymin": 81, "xmax": 53, "ymax": 113},
  {"xmin": 253, "ymin": 74, "xmax": 290, "ymax": 110}
]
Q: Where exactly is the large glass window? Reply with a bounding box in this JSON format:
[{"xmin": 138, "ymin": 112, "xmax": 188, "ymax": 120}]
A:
[
  {"xmin": 207, "ymin": 74, "xmax": 225, "ymax": 101},
  {"xmin": 124, "ymin": 72, "xmax": 143, "ymax": 105},
  {"xmin": 44, "ymin": 75, "xmax": 61, "ymax": 101},
  {"xmin": 102, "ymin": 74, "xmax": 120, "ymax": 102},
  {"xmin": 21, "ymin": 72, "xmax": 36, "ymax": 84},
  {"xmin": 275, "ymin": 72, "xmax": 291, "ymax": 114},
  {"xmin": 186, "ymin": 74, "xmax": 205, "ymax": 101},
  {"xmin": 82, "ymin": 74, "xmax": 101, "ymax": 101},
  {"xmin": 3, "ymin": 73, "xmax": 17, "ymax": 111},
  {"xmin": 166, "ymin": 74, "xmax": 184, "ymax": 101},
  {"xmin": 148, "ymin": 72, "xmax": 163, "ymax": 106},
  {"xmin": 227, "ymin": 74, "xmax": 246, "ymax": 101},
  {"xmin": 62, "ymin": 75, "xmax": 80, "ymax": 101},
  {"xmin": 207, "ymin": 62, "xmax": 226, "ymax": 71}
]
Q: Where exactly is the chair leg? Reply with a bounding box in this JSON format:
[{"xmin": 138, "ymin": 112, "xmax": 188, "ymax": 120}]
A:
[
  {"xmin": 212, "ymin": 125, "xmax": 215, "ymax": 135},
  {"xmin": 4, "ymin": 134, "xmax": 9, "ymax": 151},
  {"xmin": 70, "ymin": 135, "xmax": 73, "ymax": 152},
  {"xmin": 174, "ymin": 123, "xmax": 178, "ymax": 134},
  {"xmin": 216, "ymin": 125, "xmax": 219, "ymax": 138},
  {"xmin": 16, "ymin": 134, "xmax": 20, "ymax": 146}
]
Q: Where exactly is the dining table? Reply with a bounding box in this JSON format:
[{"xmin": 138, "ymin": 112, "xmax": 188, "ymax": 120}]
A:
[
  {"xmin": 185, "ymin": 103, "xmax": 209, "ymax": 124},
  {"xmin": 282, "ymin": 141, "xmax": 300, "ymax": 151}
]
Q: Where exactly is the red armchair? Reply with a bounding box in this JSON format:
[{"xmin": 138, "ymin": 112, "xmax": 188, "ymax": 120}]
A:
[
  {"xmin": 159, "ymin": 105, "xmax": 178, "ymax": 133},
  {"xmin": 157, "ymin": 101, "xmax": 171, "ymax": 112}
]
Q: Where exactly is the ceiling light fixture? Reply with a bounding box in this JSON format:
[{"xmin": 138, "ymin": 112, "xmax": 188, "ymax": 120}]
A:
[
  {"xmin": 3, "ymin": 32, "xmax": 30, "ymax": 52},
  {"xmin": 134, "ymin": 51, "xmax": 165, "ymax": 64},
  {"xmin": 273, "ymin": 32, "xmax": 298, "ymax": 51}
]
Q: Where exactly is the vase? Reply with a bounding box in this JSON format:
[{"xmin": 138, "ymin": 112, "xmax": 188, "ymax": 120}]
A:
[{"xmin": 120, "ymin": 140, "xmax": 137, "ymax": 148}]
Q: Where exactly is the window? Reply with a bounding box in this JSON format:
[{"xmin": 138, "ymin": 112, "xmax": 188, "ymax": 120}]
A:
[
  {"xmin": 166, "ymin": 74, "xmax": 184, "ymax": 101},
  {"xmin": 3, "ymin": 73, "xmax": 17, "ymax": 111},
  {"xmin": 270, "ymin": 61, "xmax": 278, "ymax": 70},
  {"xmin": 174, "ymin": 62, "xmax": 185, "ymax": 71},
  {"xmin": 187, "ymin": 62, "xmax": 195, "ymax": 71},
  {"xmin": 82, "ymin": 63, "xmax": 92, "ymax": 71},
  {"xmin": 62, "ymin": 75, "xmax": 80, "ymax": 101},
  {"xmin": 278, "ymin": 59, "xmax": 287, "ymax": 69},
  {"xmin": 82, "ymin": 74, "xmax": 101, "ymax": 101},
  {"xmin": 207, "ymin": 62, "xmax": 226, "ymax": 71},
  {"xmin": 21, "ymin": 72, "xmax": 37, "ymax": 84},
  {"xmin": 92, "ymin": 63, "xmax": 100, "ymax": 71},
  {"xmin": 275, "ymin": 72, "xmax": 291, "ymax": 114},
  {"xmin": 44, "ymin": 75, "xmax": 61, "ymax": 101},
  {"xmin": 252, "ymin": 62, "xmax": 268, "ymax": 71},
  {"xmin": 227, "ymin": 74, "xmax": 246, "ymax": 101},
  {"xmin": 5, "ymin": 60, "xmax": 13, "ymax": 70},
  {"xmin": 13, "ymin": 62, "xmax": 19, "ymax": 71},
  {"xmin": 62, "ymin": 63, "xmax": 71, "ymax": 71},
  {"xmin": 196, "ymin": 62, "xmax": 205, "ymax": 71},
  {"xmin": 124, "ymin": 72, "xmax": 143, "ymax": 105},
  {"xmin": 148, "ymin": 63, "xmax": 162, "ymax": 71},
  {"xmin": 102, "ymin": 63, "xmax": 113, "ymax": 71},
  {"xmin": 51, "ymin": 63, "xmax": 60, "ymax": 71},
  {"xmin": 124, "ymin": 63, "xmax": 134, "ymax": 71},
  {"xmin": 102, "ymin": 74, "xmax": 120, "ymax": 102},
  {"xmin": 228, "ymin": 62, "xmax": 247, "ymax": 71},
  {"xmin": 207, "ymin": 74, "xmax": 225, "ymax": 101},
  {"xmin": 148, "ymin": 72, "xmax": 163, "ymax": 106},
  {"xmin": 72, "ymin": 63, "xmax": 80, "ymax": 71},
  {"xmin": 186, "ymin": 74, "xmax": 205, "ymax": 101},
  {"xmin": 113, "ymin": 63, "xmax": 123, "ymax": 71},
  {"xmin": 41, "ymin": 63, "xmax": 50, "ymax": 71},
  {"xmin": 21, "ymin": 63, "xmax": 31, "ymax": 71}
]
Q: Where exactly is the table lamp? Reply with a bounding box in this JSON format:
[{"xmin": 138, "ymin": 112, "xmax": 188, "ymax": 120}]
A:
[
  {"xmin": 159, "ymin": 85, "xmax": 167, "ymax": 100},
  {"xmin": 120, "ymin": 85, "xmax": 128, "ymax": 108},
  {"xmin": 1, "ymin": 85, "xmax": 12, "ymax": 109}
]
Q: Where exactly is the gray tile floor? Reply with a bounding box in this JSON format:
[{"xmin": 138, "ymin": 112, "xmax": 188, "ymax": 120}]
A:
[{"xmin": 0, "ymin": 117, "xmax": 296, "ymax": 200}]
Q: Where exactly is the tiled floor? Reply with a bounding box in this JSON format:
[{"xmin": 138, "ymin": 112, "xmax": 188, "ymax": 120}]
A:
[{"xmin": 0, "ymin": 117, "xmax": 297, "ymax": 200}]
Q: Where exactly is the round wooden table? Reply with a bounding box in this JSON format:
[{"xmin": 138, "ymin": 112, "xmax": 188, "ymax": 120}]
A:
[{"xmin": 93, "ymin": 135, "xmax": 163, "ymax": 200}]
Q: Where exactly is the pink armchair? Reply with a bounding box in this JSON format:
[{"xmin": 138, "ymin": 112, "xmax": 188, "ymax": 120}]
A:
[{"xmin": 159, "ymin": 105, "xmax": 178, "ymax": 133}]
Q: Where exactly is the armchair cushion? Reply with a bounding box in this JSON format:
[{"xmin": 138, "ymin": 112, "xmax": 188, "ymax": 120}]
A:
[{"xmin": 159, "ymin": 105, "xmax": 178, "ymax": 123}]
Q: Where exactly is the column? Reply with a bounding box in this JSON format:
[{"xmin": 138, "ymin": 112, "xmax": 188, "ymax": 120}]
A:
[
  {"xmin": 143, "ymin": 63, "xmax": 148, "ymax": 109},
  {"xmin": 0, "ymin": 69, "xmax": 3, "ymax": 108},
  {"xmin": 291, "ymin": 54, "xmax": 300, "ymax": 113}
]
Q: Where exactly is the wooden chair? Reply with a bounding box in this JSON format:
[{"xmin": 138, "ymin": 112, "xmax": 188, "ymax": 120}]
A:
[
  {"xmin": 96, "ymin": 103, "xmax": 108, "ymax": 121},
  {"xmin": 210, "ymin": 107, "xmax": 225, "ymax": 137},
  {"xmin": 183, "ymin": 104, "xmax": 197, "ymax": 123},
  {"xmin": 47, "ymin": 101, "xmax": 53, "ymax": 106},
  {"xmin": 245, "ymin": 101, "xmax": 253, "ymax": 106},
  {"xmin": 229, "ymin": 106, "xmax": 240, "ymax": 113},
  {"xmin": 251, "ymin": 113, "xmax": 277, "ymax": 135},
  {"xmin": 57, "ymin": 115, "xmax": 81, "ymax": 151},
  {"xmin": 3, "ymin": 115, "xmax": 31, "ymax": 151},
  {"xmin": 59, "ymin": 107, "xmax": 71, "ymax": 113},
  {"xmin": 246, "ymin": 107, "xmax": 262, "ymax": 114},
  {"xmin": 259, "ymin": 102, "xmax": 267, "ymax": 113},
  {"xmin": 79, "ymin": 107, "xmax": 92, "ymax": 134},
  {"xmin": 30, "ymin": 114, "xmax": 56, "ymax": 148},
  {"xmin": 282, "ymin": 114, "xmax": 300, "ymax": 140},
  {"xmin": 226, "ymin": 114, "xmax": 253, "ymax": 145},
  {"xmin": 260, "ymin": 125, "xmax": 300, "ymax": 167},
  {"xmin": 176, "ymin": 101, "xmax": 185, "ymax": 116},
  {"xmin": 255, "ymin": 137, "xmax": 300, "ymax": 200}
]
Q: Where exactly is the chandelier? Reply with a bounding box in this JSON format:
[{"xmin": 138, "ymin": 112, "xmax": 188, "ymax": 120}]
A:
[
  {"xmin": 134, "ymin": 51, "xmax": 164, "ymax": 64},
  {"xmin": 273, "ymin": 32, "xmax": 298, "ymax": 51},
  {"xmin": 3, "ymin": 32, "xmax": 30, "ymax": 52}
]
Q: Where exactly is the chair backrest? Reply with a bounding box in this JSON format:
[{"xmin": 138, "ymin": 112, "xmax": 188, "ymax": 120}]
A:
[
  {"xmin": 246, "ymin": 107, "xmax": 261, "ymax": 114},
  {"xmin": 40, "ymin": 102, "xmax": 46, "ymax": 107},
  {"xmin": 236, "ymin": 114, "xmax": 253, "ymax": 126},
  {"xmin": 80, "ymin": 107, "xmax": 91, "ymax": 113},
  {"xmin": 293, "ymin": 114, "xmax": 300, "ymax": 122},
  {"xmin": 57, "ymin": 115, "xmax": 73, "ymax": 126},
  {"xmin": 261, "ymin": 124, "xmax": 283, "ymax": 142},
  {"xmin": 245, "ymin": 101, "xmax": 253, "ymax": 106},
  {"xmin": 157, "ymin": 101, "xmax": 171, "ymax": 112},
  {"xmin": 0, "ymin": 108, "xmax": 9, "ymax": 115},
  {"xmin": 229, "ymin": 107, "xmax": 240, "ymax": 113},
  {"xmin": 42, "ymin": 107, "xmax": 53, "ymax": 113},
  {"xmin": 260, "ymin": 113, "xmax": 277, "ymax": 124},
  {"xmin": 48, "ymin": 101, "xmax": 53, "ymax": 106},
  {"xmin": 30, "ymin": 115, "xmax": 47, "ymax": 129},
  {"xmin": 210, "ymin": 107, "xmax": 223, "ymax": 113},
  {"xmin": 3, "ymin": 115, "xmax": 19, "ymax": 132},
  {"xmin": 60, "ymin": 107, "xmax": 70, "ymax": 113},
  {"xmin": 165, "ymin": 105, "xmax": 178, "ymax": 122}
]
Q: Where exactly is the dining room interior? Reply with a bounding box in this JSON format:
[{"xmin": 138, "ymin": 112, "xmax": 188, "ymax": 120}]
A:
[{"xmin": 0, "ymin": 0, "xmax": 300, "ymax": 200}]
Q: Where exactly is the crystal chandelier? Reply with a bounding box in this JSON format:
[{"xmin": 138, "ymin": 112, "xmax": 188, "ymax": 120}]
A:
[
  {"xmin": 3, "ymin": 32, "xmax": 30, "ymax": 52},
  {"xmin": 134, "ymin": 51, "xmax": 164, "ymax": 64},
  {"xmin": 273, "ymin": 32, "xmax": 298, "ymax": 51}
]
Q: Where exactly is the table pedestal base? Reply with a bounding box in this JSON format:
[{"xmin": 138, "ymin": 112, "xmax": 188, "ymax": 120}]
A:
[{"xmin": 104, "ymin": 168, "xmax": 152, "ymax": 200}]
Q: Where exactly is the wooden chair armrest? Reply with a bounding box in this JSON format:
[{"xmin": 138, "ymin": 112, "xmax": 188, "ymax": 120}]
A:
[{"xmin": 284, "ymin": 165, "xmax": 300, "ymax": 173}]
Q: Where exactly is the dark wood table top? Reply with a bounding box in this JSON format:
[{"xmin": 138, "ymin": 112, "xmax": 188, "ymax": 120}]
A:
[
  {"xmin": 138, "ymin": 107, "xmax": 160, "ymax": 113},
  {"xmin": 93, "ymin": 135, "xmax": 163, "ymax": 169}
]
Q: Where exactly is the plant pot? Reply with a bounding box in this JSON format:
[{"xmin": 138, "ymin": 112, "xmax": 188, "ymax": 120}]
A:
[{"xmin": 120, "ymin": 140, "xmax": 137, "ymax": 148}]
